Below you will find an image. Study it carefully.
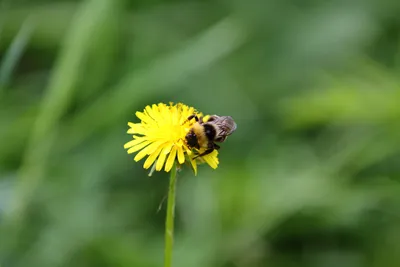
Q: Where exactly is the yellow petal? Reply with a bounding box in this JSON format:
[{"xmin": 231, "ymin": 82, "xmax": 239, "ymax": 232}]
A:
[
  {"xmin": 162, "ymin": 143, "xmax": 173, "ymax": 155},
  {"xmin": 139, "ymin": 140, "xmax": 166, "ymax": 156},
  {"xmin": 156, "ymin": 145, "xmax": 170, "ymax": 171},
  {"xmin": 158, "ymin": 105, "xmax": 169, "ymax": 123},
  {"xmin": 190, "ymin": 158, "xmax": 198, "ymax": 176},
  {"xmin": 177, "ymin": 146, "xmax": 185, "ymax": 164},
  {"xmin": 202, "ymin": 150, "xmax": 219, "ymax": 169},
  {"xmin": 179, "ymin": 107, "xmax": 189, "ymax": 124},
  {"xmin": 134, "ymin": 147, "xmax": 150, "ymax": 162},
  {"xmin": 155, "ymin": 103, "xmax": 164, "ymax": 117},
  {"xmin": 124, "ymin": 137, "xmax": 146, "ymax": 149},
  {"xmin": 202, "ymin": 115, "xmax": 210, "ymax": 122},
  {"xmin": 165, "ymin": 146, "xmax": 177, "ymax": 172},
  {"xmin": 136, "ymin": 111, "xmax": 153, "ymax": 124},
  {"xmin": 145, "ymin": 105, "xmax": 157, "ymax": 121},
  {"xmin": 203, "ymin": 156, "xmax": 217, "ymax": 169},
  {"xmin": 188, "ymin": 107, "xmax": 195, "ymax": 116},
  {"xmin": 171, "ymin": 105, "xmax": 178, "ymax": 125},
  {"xmin": 127, "ymin": 140, "xmax": 151, "ymax": 154},
  {"xmin": 153, "ymin": 104, "xmax": 160, "ymax": 112},
  {"xmin": 184, "ymin": 146, "xmax": 192, "ymax": 155},
  {"xmin": 150, "ymin": 104, "xmax": 164, "ymax": 122},
  {"xmin": 126, "ymin": 125, "xmax": 146, "ymax": 135},
  {"xmin": 127, "ymin": 124, "xmax": 147, "ymax": 135},
  {"xmin": 143, "ymin": 145, "xmax": 164, "ymax": 169},
  {"xmin": 127, "ymin": 122, "xmax": 143, "ymax": 134}
]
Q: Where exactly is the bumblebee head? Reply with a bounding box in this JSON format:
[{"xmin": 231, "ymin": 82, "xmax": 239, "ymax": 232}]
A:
[{"xmin": 185, "ymin": 130, "xmax": 199, "ymax": 149}]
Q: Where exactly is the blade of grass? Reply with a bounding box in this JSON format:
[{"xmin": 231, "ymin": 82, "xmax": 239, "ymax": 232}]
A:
[
  {"xmin": 0, "ymin": 0, "xmax": 10, "ymax": 48},
  {"xmin": 0, "ymin": 17, "xmax": 34, "ymax": 92},
  {"xmin": 9, "ymin": 0, "xmax": 117, "ymax": 222}
]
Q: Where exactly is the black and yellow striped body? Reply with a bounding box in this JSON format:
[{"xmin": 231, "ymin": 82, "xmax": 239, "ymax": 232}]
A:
[{"xmin": 185, "ymin": 114, "xmax": 236, "ymax": 158}]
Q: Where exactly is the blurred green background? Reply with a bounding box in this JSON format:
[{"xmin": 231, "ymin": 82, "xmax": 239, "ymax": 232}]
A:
[{"xmin": 1, "ymin": 0, "xmax": 400, "ymax": 266}]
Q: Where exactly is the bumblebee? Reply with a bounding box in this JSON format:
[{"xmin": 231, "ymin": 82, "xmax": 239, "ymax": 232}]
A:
[{"xmin": 185, "ymin": 114, "xmax": 237, "ymax": 158}]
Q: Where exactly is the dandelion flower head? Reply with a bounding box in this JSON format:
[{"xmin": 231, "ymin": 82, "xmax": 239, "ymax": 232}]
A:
[{"xmin": 124, "ymin": 103, "xmax": 219, "ymax": 174}]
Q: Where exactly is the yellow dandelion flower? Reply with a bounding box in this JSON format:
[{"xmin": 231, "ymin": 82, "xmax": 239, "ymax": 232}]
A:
[{"xmin": 124, "ymin": 102, "xmax": 219, "ymax": 175}]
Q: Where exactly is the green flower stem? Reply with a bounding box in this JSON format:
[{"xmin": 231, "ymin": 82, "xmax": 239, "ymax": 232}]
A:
[{"xmin": 164, "ymin": 163, "xmax": 177, "ymax": 267}]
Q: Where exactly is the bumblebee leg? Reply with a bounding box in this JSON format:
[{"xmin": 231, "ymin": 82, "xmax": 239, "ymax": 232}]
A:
[
  {"xmin": 187, "ymin": 115, "xmax": 199, "ymax": 122},
  {"xmin": 193, "ymin": 142, "xmax": 217, "ymax": 159},
  {"xmin": 182, "ymin": 114, "xmax": 200, "ymax": 126},
  {"xmin": 193, "ymin": 148, "xmax": 214, "ymax": 159}
]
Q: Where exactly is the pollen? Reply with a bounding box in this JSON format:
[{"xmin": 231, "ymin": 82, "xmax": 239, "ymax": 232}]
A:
[{"xmin": 124, "ymin": 102, "xmax": 219, "ymax": 175}]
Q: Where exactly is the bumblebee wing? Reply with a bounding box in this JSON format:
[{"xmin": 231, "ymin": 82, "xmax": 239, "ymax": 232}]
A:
[{"xmin": 214, "ymin": 116, "xmax": 237, "ymax": 136}]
